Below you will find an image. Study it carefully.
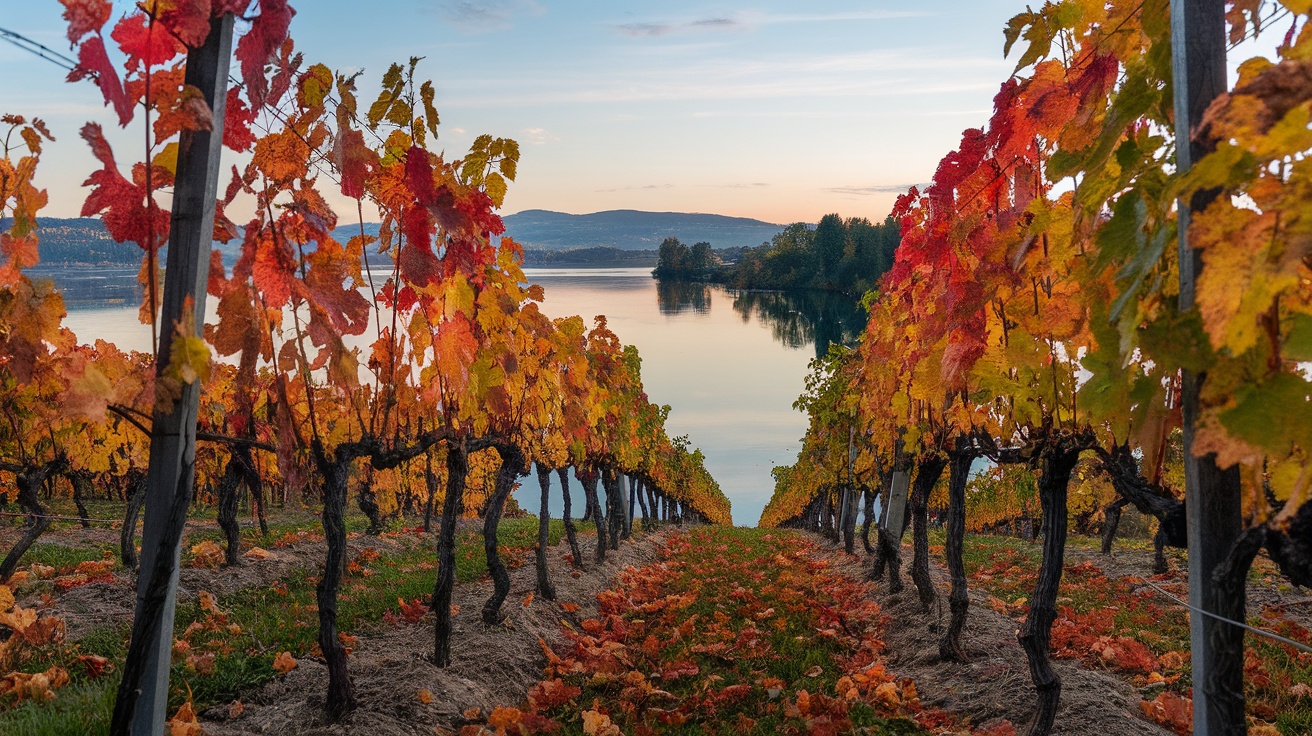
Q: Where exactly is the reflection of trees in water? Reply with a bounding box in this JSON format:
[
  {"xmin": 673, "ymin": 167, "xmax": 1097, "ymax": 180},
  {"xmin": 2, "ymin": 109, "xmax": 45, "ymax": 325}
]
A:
[
  {"xmin": 730, "ymin": 289, "xmax": 866, "ymax": 358},
  {"xmin": 656, "ymin": 280, "xmax": 712, "ymax": 315}
]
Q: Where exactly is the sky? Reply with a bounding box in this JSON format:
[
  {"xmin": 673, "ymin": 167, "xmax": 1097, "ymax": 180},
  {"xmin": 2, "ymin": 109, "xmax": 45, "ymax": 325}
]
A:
[{"xmin": 1, "ymin": 0, "xmax": 1028, "ymax": 224}]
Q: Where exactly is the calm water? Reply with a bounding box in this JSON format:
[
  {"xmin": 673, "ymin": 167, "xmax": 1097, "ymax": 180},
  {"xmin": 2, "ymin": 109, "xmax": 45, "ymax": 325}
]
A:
[{"xmin": 53, "ymin": 266, "xmax": 865, "ymax": 525}]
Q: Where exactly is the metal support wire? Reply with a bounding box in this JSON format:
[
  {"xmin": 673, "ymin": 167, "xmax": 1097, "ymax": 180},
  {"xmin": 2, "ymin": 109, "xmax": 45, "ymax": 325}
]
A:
[
  {"xmin": 0, "ymin": 27, "xmax": 77, "ymax": 70},
  {"xmin": 1138, "ymin": 577, "xmax": 1312, "ymax": 656},
  {"xmin": 0, "ymin": 511, "xmax": 121, "ymax": 524}
]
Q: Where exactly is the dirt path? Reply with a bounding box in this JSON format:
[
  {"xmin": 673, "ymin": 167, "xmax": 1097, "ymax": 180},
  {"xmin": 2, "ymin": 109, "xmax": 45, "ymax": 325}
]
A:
[
  {"xmin": 823, "ymin": 542, "xmax": 1172, "ymax": 736},
  {"xmin": 200, "ymin": 530, "xmax": 666, "ymax": 735}
]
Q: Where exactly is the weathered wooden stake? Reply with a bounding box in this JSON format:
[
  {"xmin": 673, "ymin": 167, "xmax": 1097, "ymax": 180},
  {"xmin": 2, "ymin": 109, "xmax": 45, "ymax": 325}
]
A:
[
  {"xmin": 1171, "ymin": 1, "xmax": 1246, "ymax": 733},
  {"xmin": 111, "ymin": 14, "xmax": 233, "ymax": 736}
]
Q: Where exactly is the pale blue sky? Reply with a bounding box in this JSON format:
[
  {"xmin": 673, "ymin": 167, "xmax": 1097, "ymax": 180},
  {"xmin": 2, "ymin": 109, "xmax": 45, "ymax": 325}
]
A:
[{"xmin": 3, "ymin": 1, "xmax": 1026, "ymax": 223}]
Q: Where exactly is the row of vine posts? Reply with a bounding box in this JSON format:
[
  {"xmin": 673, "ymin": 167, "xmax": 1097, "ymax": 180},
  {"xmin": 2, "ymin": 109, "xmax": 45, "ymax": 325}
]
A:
[
  {"xmin": 762, "ymin": 2, "xmax": 1312, "ymax": 736},
  {"xmin": 0, "ymin": 2, "xmax": 735, "ymax": 733}
]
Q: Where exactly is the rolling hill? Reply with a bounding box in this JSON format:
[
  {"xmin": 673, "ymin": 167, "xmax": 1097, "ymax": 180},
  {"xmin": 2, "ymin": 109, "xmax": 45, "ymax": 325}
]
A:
[
  {"xmin": 502, "ymin": 209, "xmax": 787, "ymax": 251},
  {"xmin": 4, "ymin": 209, "xmax": 790, "ymax": 264}
]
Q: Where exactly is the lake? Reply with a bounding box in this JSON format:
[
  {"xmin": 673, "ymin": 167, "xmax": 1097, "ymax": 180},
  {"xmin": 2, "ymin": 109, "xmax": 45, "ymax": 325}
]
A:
[{"xmin": 52, "ymin": 266, "xmax": 866, "ymax": 525}]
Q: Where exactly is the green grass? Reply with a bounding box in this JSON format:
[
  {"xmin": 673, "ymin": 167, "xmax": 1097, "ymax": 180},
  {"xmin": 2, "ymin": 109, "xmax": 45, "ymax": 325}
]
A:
[
  {"xmin": 169, "ymin": 516, "xmax": 592, "ymax": 707},
  {"xmin": 0, "ymin": 514, "xmax": 595, "ymax": 732},
  {"xmin": 19, "ymin": 542, "xmax": 119, "ymax": 570},
  {"xmin": 0, "ymin": 678, "xmax": 118, "ymax": 736}
]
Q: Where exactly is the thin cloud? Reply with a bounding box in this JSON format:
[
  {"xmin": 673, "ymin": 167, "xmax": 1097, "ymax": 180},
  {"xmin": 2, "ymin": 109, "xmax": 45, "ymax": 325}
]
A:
[
  {"xmin": 436, "ymin": 48, "xmax": 1009, "ymax": 106},
  {"xmin": 746, "ymin": 10, "xmax": 932, "ymax": 24},
  {"xmin": 522, "ymin": 127, "xmax": 559, "ymax": 144},
  {"xmin": 616, "ymin": 18, "xmax": 741, "ymax": 37},
  {"xmin": 432, "ymin": 0, "xmax": 543, "ymax": 33},
  {"xmin": 595, "ymin": 184, "xmax": 675, "ymax": 192},
  {"xmin": 613, "ymin": 10, "xmax": 929, "ymax": 37},
  {"xmin": 824, "ymin": 184, "xmax": 928, "ymax": 196}
]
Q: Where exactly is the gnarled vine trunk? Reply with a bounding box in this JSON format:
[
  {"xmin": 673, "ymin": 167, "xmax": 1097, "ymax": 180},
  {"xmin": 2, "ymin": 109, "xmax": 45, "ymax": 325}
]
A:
[
  {"xmin": 246, "ymin": 448, "xmax": 268, "ymax": 536},
  {"xmin": 0, "ymin": 459, "xmax": 64, "ymax": 583},
  {"xmin": 585, "ymin": 471, "xmax": 607, "ymax": 563},
  {"xmin": 1266, "ymin": 500, "xmax": 1312, "ymax": 587},
  {"xmin": 557, "ymin": 467, "xmax": 584, "ymax": 570},
  {"xmin": 841, "ymin": 487, "xmax": 858, "ymax": 555},
  {"xmin": 1097, "ymin": 442, "xmax": 1187, "ymax": 574},
  {"xmin": 434, "ymin": 441, "xmax": 468, "ymax": 667},
  {"xmin": 604, "ymin": 467, "xmax": 622, "ymax": 549},
  {"xmin": 357, "ymin": 479, "xmax": 383, "ymax": 535},
  {"xmin": 910, "ymin": 455, "xmax": 946, "ymax": 611},
  {"xmin": 940, "ymin": 443, "xmax": 974, "ymax": 662},
  {"xmin": 1019, "ymin": 438, "xmax": 1082, "ymax": 736},
  {"xmin": 533, "ymin": 462, "xmax": 556, "ymax": 601},
  {"xmin": 312, "ymin": 445, "xmax": 356, "ymax": 719},
  {"xmin": 423, "ymin": 448, "xmax": 439, "ymax": 533},
  {"xmin": 120, "ymin": 470, "xmax": 147, "ymax": 569},
  {"xmin": 482, "ymin": 445, "xmax": 524, "ymax": 624},
  {"xmin": 861, "ymin": 487, "xmax": 877, "ymax": 554},
  {"xmin": 216, "ymin": 455, "xmax": 243, "ymax": 566},
  {"xmin": 68, "ymin": 469, "xmax": 93, "ymax": 528},
  {"xmin": 1099, "ymin": 497, "xmax": 1129, "ymax": 555}
]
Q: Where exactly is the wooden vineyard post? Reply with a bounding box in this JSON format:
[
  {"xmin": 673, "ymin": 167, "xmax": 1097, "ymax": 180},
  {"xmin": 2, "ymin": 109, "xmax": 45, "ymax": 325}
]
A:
[
  {"xmin": 620, "ymin": 473, "xmax": 632, "ymax": 536},
  {"xmin": 110, "ymin": 14, "xmax": 234, "ymax": 736},
  {"xmin": 884, "ymin": 469, "xmax": 910, "ymax": 545},
  {"xmin": 1170, "ymin": 1, "xmax": 1247, "ymax": 733}
]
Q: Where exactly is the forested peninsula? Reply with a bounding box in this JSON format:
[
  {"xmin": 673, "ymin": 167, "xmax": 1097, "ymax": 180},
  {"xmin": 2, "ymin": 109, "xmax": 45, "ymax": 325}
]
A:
[{"xmin": 652, "ymin": 213, "xmax": 900, "ymax": 295}]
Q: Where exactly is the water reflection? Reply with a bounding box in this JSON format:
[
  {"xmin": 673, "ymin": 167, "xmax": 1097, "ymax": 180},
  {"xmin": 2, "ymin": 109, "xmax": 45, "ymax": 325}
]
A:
[
  {"xmin": 36, "ymin": 263, "xmax": 855, "ymax": 523},
  {"xmin": 655, "ymin": 280, "xmax": 712, "ymax": 315},
  {"xmin": 728, "ymin": 289, "xmax": 866, "ymax": 359},
  {"xmin": 28, "ymin": 266, "xmax": 142, "ymax": 310}
]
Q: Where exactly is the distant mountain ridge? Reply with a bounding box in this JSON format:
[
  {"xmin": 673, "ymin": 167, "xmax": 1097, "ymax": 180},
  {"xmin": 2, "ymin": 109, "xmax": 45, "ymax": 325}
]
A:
[
  {"xmin": 7, "ymin": 209, "xmax": 789, "ymax": 264},
  {"xmin": 0, "ymin": 217, "xmax": 141, "ymax": 266},
  {"xmin": 502, "ymin": 209, "xmax": 788, "ymax": 251}
]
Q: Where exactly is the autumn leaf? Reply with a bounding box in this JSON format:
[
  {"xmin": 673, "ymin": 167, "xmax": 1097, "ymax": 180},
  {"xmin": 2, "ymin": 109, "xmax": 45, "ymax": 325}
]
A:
[
  {"xmin": 581, "ymin": 709, "xmax": 620, "ymax": 736},
  {"xmin": 527, "ymin": 678, "xmax": 581, "ymax": 710},
  {"xmin": 333, "ymin": 127, "xmax": 377, "ymax": 198},
  {"xmin": 252, "ymin": 129, "xmax": 310, "ymax": 184},
  {"xmin": 189, "ymin": 541, "xmax": 224, "ymax": 568},
  {"xmin": 487, "ymin": 706, "xmax": 524, "ymax": 729},
  {"xmin": 1140, "ymin": 691, "xmax": 1192, "ymax": 735},
  {"xmin": 68, "ymin": 37, "xmax": 132, "ymax": 125},
  {"xmin": 198, "ymin": 590, "xmax": 224, "ymax": 615},
  {"xmin": 77, "ymin": 654, "xmax": 110, "ymax": 679},
  {"xmin": 111, "ymin": 13, "xmax": 184, "ymax": 69},
  {"xmin": 223, "ymin": 87, "xmax": 257, "ymax": 152},
  {"xmin": 167, "ymin": 700, "xmax": 201, "ymax": 736},
  {"xmin": 235, "ymin": 0, "xmax": 294, "ymax": 105},
  {"xmin": 272, "ymin": 651, "xmax": 298, "ymax": 674},
  {"xmin": 60, "ymin": 0, "xmax": 112, "ymax": 43}
]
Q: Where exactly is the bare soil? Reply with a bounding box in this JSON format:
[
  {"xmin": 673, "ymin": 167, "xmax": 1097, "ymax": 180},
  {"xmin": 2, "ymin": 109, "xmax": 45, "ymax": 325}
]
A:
[
  {"xmin": 822, "ymin": 542, "xmax": 1173, "ymax": 736},
  {"xmin": 199, "ymin": 531, "xmax": 666, "ymax": 736}
]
